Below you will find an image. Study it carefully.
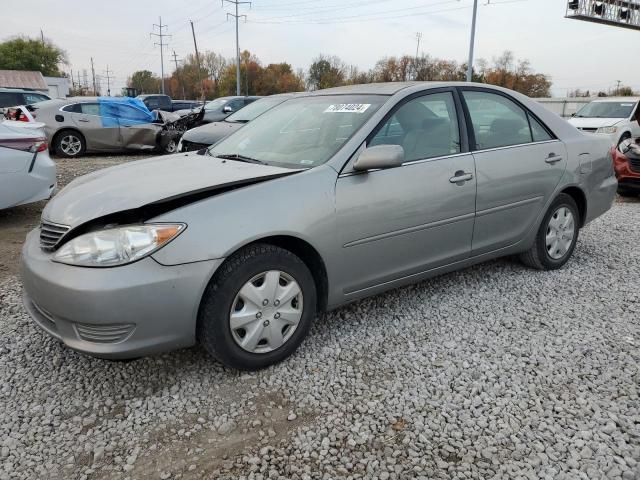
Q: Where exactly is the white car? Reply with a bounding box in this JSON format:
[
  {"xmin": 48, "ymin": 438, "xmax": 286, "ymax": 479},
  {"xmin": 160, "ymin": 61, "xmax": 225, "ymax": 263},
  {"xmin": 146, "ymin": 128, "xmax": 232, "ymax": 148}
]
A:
[
  {"xmin": 0, "ymin": 120, "xmax": 56, "ymax": 209},
  {"xmin": 568, "ymin": 97, "xmax": 640, "ymax": 146}
]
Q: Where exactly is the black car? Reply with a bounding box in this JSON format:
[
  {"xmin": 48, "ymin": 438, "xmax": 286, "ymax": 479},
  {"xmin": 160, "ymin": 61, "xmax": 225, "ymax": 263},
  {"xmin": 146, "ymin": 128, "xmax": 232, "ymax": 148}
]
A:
[
  {"xmin": 0, "ymin": 88, "xmax": 51, "ymax": 109},
  {"xmin": 178, "ymin": 94, "xmax": 295, "ymax": 152}
]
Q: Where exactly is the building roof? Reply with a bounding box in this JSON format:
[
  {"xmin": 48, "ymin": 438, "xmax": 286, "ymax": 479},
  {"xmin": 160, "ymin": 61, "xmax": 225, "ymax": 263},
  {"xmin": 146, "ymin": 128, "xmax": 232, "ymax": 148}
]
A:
[{"xmin": 0, "ymin": 70, "xmax": 48, "ymax": 91}]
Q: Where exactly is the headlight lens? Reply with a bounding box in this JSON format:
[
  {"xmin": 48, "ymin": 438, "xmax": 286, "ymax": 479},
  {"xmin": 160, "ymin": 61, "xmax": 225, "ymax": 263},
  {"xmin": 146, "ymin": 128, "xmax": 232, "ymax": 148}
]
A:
[
  {"xmin": 53, "ymin": 224, "xmax": 185, "ymax": 267},
  {"xmin": 596, "ymin": 126, "xmax": 618, "ymax": 134}
]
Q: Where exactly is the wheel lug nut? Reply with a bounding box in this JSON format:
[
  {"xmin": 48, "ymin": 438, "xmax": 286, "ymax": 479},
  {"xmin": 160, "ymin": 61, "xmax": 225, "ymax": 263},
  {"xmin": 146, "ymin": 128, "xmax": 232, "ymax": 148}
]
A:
[
  {"xmin": 263, "ymin": 320, "xmax": 270, "ymax": 327},
  {"xmin": 262, "ymin": 299, "xmax": 268, "ymax": 306},
  {"xmin": 274, "ymin": 312, "xmax": 280, "ymax": 319},
  {"xmin": 256, "ymin": 312, "xmax": 262, "ymax": 319},
  {"xmin": 274, "ymin": 300, "xmax": 280, "ymax": 306}
]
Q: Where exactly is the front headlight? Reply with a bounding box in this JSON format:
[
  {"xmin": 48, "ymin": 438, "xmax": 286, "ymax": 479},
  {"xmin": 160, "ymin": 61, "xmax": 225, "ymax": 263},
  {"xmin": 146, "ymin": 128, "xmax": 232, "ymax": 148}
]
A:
[
  {"xmin": 596, "ymin": 126, "xmax": 618, "ymax": 134},
  {"xmin": 53, "ymin": 224, "xmax": 185, "ymax": 267}
]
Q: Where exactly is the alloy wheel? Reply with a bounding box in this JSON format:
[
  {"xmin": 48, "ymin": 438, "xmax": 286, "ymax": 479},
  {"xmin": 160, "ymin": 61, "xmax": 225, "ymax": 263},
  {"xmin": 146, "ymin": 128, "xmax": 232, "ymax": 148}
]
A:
[
  {"xmin": 60, "ymin": 135, "xmax": 82, "ymax": 156},
  {"xmin": 546, "ymin": 206, "xmax": 575, "ymax": 260},
  {"xmin": 229, "ymin": 270, "xmax": 303, "ymax": 354}
]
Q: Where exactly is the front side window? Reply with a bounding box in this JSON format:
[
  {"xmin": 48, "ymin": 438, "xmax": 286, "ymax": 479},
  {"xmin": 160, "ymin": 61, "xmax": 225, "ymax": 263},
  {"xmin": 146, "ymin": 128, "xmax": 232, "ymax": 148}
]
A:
[
  {"xmin": 370, "ymin": 92, "xmax": 461, "ymax": 161},
  {"xmin": 204, "ymin": 98, "xmax": 229, "ymax": 111},
  {"xmin": 24, "ymin": 93, "xmax": 48, "ymax": 104},
  {"xmin": 209, "ymin": 95, "xmax": 386, "ymax": 168},
  {"xmin": 0, "ymin": 92, "xmax": 22, "ymax": 108},
  {"xmin": 226, "ymin": 97, "xmax": 286, "ymax": 123},
  {"xmin": 463, "ymin": 91, "xmax": 538, "ymax": 150}
]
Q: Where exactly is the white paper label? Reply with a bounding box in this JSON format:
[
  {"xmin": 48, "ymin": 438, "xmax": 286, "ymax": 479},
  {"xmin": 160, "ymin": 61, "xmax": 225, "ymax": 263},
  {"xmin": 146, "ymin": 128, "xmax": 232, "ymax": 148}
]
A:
[{"xmin": 324, "ymin": 104, "xmax": 371, "ymax": 114}]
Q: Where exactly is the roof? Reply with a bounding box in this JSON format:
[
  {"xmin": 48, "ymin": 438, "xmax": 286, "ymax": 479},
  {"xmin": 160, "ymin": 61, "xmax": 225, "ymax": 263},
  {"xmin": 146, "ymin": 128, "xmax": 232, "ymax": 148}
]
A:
[
  {"xmin": 0, "ymin": 70, "xmax": 48, "ymax": 91},
  {"xmin": 307, "ymin": 81, "xmax": 482, "ymax": 96}
]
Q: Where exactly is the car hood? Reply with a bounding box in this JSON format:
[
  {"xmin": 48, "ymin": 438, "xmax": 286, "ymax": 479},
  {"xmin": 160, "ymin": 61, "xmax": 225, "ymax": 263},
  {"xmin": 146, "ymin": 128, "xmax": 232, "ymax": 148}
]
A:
[
  {"xmin": 568, "ymin": 117, "xmax": 623, "ymax": 129},
  {"xmin": 183, "ymin": 121, "xmax": 243, "ymax": 144},
  {"xmin": 43, "ymin": 153, "xmax": 299, "ymax": 227}
]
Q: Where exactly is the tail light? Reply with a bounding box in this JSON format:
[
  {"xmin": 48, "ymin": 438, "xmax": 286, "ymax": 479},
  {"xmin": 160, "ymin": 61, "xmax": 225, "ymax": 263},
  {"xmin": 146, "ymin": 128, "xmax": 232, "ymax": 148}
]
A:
[{"xmin": 0, "ymin": 136, "xmax": 48, "ymax": 153}]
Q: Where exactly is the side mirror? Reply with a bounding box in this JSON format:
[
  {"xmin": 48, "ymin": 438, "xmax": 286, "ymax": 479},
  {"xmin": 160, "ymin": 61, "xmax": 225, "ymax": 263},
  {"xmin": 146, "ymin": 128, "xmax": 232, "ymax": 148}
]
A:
[
  {"xmin": 353, "ymin": 145, "xmax": 405, "ymax": 171},
  {"xmin": 223, "ymin": 105, "xmax": 233, "ymax": 113}
]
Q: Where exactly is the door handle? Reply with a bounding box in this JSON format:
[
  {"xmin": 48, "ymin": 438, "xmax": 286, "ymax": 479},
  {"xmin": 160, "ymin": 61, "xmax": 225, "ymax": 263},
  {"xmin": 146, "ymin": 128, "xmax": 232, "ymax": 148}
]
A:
[
  {"xmin": 449, "ymin": 171, "xmax": 473, "ymax": 184},
  {"xmin": 77, "ymin": 119, "xmax": 90, "ymax": 123},
  {"xmin": 545, "ymin": 153, "xmax": 562, "ymax": 164}
]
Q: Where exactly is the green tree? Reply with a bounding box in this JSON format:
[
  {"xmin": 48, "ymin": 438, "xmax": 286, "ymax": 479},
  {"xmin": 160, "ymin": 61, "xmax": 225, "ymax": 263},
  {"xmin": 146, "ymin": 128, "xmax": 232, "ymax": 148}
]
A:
[
  {"xmin": 307, "ymin": 55, "xmax": 346, "ymax": 90},
  {"xmin": 0, "ymin": 36, "xmax": 67, "ymax": 76},
  {"xmin": 127, "ymin": 70, "xmax": 161, "ymax": 94}
]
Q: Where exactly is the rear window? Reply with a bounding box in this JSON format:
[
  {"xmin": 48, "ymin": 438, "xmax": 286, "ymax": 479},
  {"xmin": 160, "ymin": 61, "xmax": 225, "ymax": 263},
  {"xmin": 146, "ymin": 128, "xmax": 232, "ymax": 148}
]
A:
[{"xmin": 0, "ymin": 92, "xmax": 22, "ymax": 108}]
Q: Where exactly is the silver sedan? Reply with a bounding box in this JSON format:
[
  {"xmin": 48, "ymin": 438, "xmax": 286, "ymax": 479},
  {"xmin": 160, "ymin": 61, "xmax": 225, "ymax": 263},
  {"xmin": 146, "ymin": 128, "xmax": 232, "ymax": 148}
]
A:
[{"xmin": 21, "ymin": 82, "xmax": 617, "ymax": 370}]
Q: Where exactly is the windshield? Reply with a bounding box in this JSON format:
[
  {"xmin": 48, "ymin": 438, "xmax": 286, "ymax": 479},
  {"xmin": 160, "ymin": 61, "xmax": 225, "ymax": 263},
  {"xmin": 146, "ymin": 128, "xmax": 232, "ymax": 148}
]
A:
[
  {"xmin": 208, "ymin": 95, "xmax": 385, "ymax": 168},
  {"xmin": 575, "ymin": 101, "xmax": 637, "ymax": 119},
  {"xmin": 204, "ymin": 98, "xmax": 229, "ymax": 111},
  {"xmin": 226, "ymin": 96, "xmax": 287, "ymax": 123}
]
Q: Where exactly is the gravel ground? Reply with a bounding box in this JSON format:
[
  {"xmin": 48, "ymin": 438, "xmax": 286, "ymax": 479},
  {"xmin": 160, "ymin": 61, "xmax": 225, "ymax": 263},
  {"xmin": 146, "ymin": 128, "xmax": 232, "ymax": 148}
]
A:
[{"xmin": 0, "ymin": 154, "xmax": 639, "ymax": 479}]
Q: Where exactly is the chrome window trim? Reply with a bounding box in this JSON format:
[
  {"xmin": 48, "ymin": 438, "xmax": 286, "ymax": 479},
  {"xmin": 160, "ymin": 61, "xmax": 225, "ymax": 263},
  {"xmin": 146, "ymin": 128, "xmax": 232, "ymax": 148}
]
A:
[{"xmin": 471, "ymin": 138, "xmax": 561, "ymax": 155}]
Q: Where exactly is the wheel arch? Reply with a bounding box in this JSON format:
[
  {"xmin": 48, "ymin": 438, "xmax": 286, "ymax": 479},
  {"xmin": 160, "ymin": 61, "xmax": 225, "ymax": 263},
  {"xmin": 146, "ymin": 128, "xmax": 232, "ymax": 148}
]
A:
[
  {"xmin": 243, "ymin": 235, "xmax": 329, "ymax": 313},
  {"xmin": 559, "ymin": 185, "xmax": 587, "ymax": 227},
  {"xmin": 52, "ymin": 127, "xmax": 86, "ymax": 151}
]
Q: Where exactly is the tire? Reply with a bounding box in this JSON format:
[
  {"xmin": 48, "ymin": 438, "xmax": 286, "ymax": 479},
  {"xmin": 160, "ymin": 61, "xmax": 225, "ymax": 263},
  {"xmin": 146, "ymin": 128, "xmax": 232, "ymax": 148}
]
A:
[
  {"xmin": 54, "ymin": 130, "xmax": 86, "ymax": 158},
  {"xmin": 617, "ymin": 189, "xmax": 637, "ymax": 198},
  {"xmin": 519, "ymin": 193, "xmax": 580, "ymax": 270},
  {"xmin": 164, "ymin": 139, "xmax": 178, "ymax": 154},
  {"xmin": 197, "ymin": 243, "xmax": 317, "ymax": 370}
]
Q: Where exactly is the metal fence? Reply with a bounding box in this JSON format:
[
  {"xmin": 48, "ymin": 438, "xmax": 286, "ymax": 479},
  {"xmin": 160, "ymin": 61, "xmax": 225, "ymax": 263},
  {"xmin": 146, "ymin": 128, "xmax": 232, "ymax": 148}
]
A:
[{"xmin": 534, "ymin": 98, "xmax": 592, "ymax": 118}]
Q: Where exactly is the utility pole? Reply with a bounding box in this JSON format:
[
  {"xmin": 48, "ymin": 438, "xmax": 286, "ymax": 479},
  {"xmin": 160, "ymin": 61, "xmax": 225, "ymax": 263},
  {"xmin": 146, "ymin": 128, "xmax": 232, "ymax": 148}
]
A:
[
  {"xmin": 90, "ymin": 57, "xmax": 97, "ymax": 95},
  {"xmin": 103, "ymin": 66, "xmax": 114, "ymax": 96},
  {"xmin": 616, "ymin": 80, "xmax": 622, "ymax": 92},
  {"xmin": 415, "ymin": 32, "xmax": 422, "ymax": 59},
  {"xmin": 40, "ymin": 29, "xmax": 45, "ymax": 44},
  {"xmin": 172, "ymin": 51, "xmax": 186, "ymax": 99},
  {"xmin": 223, "ymin": 0, "xmax": 251, "ymax": 96},
  {"xmin": 150, "ymin": 17, "xmax": 171, "ymax": 94},
  {"xmin": 466, "ymin": 0, "xmax": 479, "ymax": 82},
  {"xmin": 190, "ymin": 20, "xmax": 205, "ymax": 101}
]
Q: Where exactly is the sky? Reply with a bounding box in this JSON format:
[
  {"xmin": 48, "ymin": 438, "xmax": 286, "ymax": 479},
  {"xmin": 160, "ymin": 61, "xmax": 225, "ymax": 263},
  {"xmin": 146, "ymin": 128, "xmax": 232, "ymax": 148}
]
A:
[{"xmin": 3, "ymin": 0, "xmax": 639, "ymax": 97}]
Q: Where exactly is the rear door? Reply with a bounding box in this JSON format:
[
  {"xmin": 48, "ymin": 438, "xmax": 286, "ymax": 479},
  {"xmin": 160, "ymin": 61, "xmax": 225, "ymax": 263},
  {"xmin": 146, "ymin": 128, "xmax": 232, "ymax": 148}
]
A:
[
  {"xmin": 69, "ymin": 102, "xmax": 121, "ymax": 151},
  {"xmin": 460, "ymin": 88, "xmax": 567, "ymax": 255}
]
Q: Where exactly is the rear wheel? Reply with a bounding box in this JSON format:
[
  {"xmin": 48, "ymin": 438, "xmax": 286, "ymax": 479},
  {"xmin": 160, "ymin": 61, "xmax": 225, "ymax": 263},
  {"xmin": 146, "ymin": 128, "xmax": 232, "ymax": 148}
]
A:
[
  {"xmin": 197, "ymin": 244, "xmax": 316, "ymax": 370},
  {"xmin": 519, "ymin": 193, "xmax": 579, "ymax": 270},
  {"xmin": 54, "ymin": 130, "xmax": 86, "ymax": 158}
]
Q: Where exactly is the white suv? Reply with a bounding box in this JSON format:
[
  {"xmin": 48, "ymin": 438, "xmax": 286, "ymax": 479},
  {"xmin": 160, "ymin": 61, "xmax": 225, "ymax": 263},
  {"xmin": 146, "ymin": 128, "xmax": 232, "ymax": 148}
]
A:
[{"xmin": 568, "ymin": 97, "xmax": 640, "ymax": 146}]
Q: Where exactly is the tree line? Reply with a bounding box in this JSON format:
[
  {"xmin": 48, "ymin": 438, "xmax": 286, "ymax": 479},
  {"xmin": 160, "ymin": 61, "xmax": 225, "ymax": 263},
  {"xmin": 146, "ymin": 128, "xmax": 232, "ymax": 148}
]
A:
[{"xmin": 128, "ymin": 50, "xmax": 557, "ymax": 99}]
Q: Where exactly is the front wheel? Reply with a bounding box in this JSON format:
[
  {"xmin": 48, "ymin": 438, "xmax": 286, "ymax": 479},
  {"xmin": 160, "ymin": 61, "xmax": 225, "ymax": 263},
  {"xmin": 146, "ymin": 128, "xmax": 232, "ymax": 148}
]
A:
[
  {"xmin": 617, "ymin": 132, "xmax": 631, "ymax": 147},
  {"xmin": 197, "ymin": 244, "xmax": 317, "ymax": 370},
  {"xmin": 519, "ymin": 193, "xmax": 579, "ymax": 270}
]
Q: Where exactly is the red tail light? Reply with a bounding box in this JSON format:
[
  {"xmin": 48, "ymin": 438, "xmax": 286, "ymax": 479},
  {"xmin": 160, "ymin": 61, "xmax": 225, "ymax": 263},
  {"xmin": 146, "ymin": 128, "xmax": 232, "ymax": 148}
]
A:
[{"xmin": 0, "ymin": 136, "xmax": 48, "ymax": 153}]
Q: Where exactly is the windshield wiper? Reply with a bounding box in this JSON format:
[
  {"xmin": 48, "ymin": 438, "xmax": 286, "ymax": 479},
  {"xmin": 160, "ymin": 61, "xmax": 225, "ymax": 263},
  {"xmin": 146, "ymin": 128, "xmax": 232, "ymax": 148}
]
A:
[{"xmin": 214, "ymin": 153, "xmax": 267, "ymax": 165}]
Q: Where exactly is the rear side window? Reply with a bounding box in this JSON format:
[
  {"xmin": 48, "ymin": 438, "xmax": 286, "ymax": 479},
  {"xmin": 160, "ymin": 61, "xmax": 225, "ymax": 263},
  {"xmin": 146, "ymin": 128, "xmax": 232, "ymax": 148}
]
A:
[
  {"xmin": 62, "ymin": 103, "xmax": 82, "ymax": 113},
  {"xmin": 24, "ymin": 93, "xmax": 48, "ymax": 104},
  {"xmin": 80, "ymin": 103, "xmax": 101, "ymax": 116},
  {"xmin": 461, "ymin": 91, "xmax": 557, "ymax": 150},
  {"xmin": 529, "ymin": 114, "xmax": 553, "ymax": 142}
]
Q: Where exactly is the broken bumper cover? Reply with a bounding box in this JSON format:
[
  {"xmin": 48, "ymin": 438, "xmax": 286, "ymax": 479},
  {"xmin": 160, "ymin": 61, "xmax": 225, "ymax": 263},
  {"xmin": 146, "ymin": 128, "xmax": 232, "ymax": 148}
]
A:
[{"xmin": 21, "ymin": 229, "xmax": 222, "ymax": 359}]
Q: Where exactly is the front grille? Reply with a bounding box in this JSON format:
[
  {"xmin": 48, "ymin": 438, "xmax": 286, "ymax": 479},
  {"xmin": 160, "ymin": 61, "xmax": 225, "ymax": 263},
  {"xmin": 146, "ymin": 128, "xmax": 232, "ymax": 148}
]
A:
[
  {"xmin": 74, "ymin": 323, "xmax": 135, "ymax": 344},
  {"xmin": 40, "ymin": 221, "xmax": 70, "ymax": 251},
  {"xmin": 628, "ymin": 157, "xmax": 640, "ymax": 173},
  {"xmin": 180, "ymin": 140, "xmax": 209, "ymax": 152}
]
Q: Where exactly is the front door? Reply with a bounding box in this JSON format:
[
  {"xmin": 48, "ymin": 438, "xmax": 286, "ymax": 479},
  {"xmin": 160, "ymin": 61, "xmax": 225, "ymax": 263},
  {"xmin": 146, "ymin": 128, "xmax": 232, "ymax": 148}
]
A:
[
  {"xmin": 460, "ymin": 89, "xmax": 567, "ymax": 255},
  {"xmin": 334, "ymin": 90, "xmax": 477, "ymax": 296}
]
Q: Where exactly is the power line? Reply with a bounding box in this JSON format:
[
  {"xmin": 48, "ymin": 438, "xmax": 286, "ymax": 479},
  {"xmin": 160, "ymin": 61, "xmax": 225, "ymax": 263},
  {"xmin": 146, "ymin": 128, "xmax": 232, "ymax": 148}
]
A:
[
  {"xmin": 150, "ymin": 17, "xmax": 171, "ymax": 94},
  {"xmin": 103, "ymin": 65, "xmax": 115, "ymax": 96},
  {"xmin": 223, "ymin": 0, "xmax": 252, "ymax": 96}
]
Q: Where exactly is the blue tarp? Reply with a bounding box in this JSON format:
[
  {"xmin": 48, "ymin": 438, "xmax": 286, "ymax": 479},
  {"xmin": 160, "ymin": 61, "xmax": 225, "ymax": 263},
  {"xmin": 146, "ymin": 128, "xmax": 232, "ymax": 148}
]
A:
[{"xmin": 97, "ymin": 97, "xmax": 157, "ymax": 127}]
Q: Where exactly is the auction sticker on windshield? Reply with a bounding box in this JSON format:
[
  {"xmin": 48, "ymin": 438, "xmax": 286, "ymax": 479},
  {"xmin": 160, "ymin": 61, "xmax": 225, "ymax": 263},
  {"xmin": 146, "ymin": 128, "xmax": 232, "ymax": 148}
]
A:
[{"xmin": 324, "ymin": 104, "xmax": 371, "ymax": 114}]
